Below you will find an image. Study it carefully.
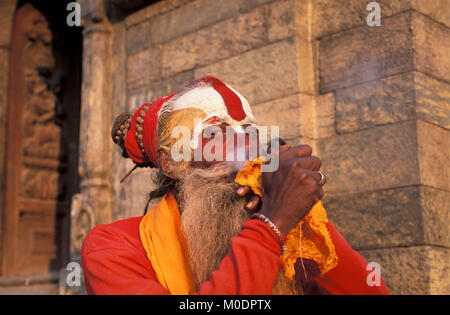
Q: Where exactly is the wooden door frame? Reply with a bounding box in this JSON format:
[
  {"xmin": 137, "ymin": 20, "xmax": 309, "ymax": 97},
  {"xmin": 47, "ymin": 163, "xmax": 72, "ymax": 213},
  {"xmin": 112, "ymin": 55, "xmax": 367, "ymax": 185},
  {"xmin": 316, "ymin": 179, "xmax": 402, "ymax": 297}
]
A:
[{"xmin": 1, "ymin": 3, "xmax": 31, "ymax": 276}]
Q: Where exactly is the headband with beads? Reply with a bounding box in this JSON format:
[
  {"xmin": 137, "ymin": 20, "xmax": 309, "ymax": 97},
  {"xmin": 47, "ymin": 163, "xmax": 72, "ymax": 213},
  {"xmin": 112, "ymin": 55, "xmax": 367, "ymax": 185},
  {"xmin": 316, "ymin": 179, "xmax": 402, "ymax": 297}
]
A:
[
  {"xmin": 123, "ymin": 94, "xmax": 176, "ymax": 169},
  {"xmin": 114, "ymin": 115, "xmax": 132, "ymax": 144}
]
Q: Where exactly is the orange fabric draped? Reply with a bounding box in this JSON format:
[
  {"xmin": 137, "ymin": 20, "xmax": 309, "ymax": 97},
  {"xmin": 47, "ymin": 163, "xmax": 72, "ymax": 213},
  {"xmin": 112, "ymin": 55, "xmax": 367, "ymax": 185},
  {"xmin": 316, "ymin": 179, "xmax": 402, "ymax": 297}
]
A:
[
  {"xmin": 235, "ymin": 158, "xmax": 338, "ymax": 280},
  {"xmin": 138, "ymin": 193, "xmax": 195, "ymax": 295}
]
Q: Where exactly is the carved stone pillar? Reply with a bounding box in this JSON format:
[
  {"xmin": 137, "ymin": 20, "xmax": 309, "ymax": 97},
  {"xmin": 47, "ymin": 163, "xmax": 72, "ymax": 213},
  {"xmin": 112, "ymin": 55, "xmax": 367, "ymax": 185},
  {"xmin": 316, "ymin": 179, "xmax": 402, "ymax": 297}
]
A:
[{"xmin": 70, "ymin": 0, "xmax": 113, "ymax": 259}]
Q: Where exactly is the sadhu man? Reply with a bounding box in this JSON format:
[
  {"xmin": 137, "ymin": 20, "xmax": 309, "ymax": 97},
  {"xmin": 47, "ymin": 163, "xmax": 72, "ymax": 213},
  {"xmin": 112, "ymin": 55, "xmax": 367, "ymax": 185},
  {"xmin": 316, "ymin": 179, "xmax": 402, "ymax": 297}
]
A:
[{"xmin": 82, "ymin": 75, "xmax": 390, "ymax": 295}]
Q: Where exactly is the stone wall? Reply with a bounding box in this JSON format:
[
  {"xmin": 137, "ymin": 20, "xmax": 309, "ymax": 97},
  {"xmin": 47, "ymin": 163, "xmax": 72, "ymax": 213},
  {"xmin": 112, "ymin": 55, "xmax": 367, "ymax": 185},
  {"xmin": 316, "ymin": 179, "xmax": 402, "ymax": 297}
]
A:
[
  {"xmin": 109, "ymin": 0, "xmax": 449, "ymax": 294},
  {"xmin": 313, "ymin": 1, "xmax": 449, "ymax": 294}
]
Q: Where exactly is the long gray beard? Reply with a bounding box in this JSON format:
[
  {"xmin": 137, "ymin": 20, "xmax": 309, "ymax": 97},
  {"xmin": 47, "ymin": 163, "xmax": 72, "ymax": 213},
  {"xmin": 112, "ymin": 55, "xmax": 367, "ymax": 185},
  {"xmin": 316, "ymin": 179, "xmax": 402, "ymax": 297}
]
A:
[{"xmin": 178, "ymin": 163, "xmax": 295, "ymax": 294}]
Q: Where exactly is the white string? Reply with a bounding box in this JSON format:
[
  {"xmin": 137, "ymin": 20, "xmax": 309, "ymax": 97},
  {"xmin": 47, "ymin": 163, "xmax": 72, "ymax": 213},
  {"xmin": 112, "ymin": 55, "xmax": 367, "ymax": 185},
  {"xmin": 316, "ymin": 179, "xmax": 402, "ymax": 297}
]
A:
[{"xmin": 299, "ymin": 222, "xmax": 308, "ymax": 280}]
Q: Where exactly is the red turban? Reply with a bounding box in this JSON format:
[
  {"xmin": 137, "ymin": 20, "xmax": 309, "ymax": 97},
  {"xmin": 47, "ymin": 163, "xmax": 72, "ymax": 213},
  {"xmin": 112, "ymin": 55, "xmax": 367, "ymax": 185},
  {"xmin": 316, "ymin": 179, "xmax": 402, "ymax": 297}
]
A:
[{"xmin": 124, "ymin": 94, "xmax": 175, "ymax": 167}]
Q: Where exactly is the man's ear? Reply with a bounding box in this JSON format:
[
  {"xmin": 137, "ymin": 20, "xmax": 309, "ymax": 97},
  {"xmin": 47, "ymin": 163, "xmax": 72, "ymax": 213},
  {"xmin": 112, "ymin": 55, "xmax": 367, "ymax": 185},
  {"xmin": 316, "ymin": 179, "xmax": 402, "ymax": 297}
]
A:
[{"xmin": 158, "ymin": 146, "xmax": 173, "ymax": 178}]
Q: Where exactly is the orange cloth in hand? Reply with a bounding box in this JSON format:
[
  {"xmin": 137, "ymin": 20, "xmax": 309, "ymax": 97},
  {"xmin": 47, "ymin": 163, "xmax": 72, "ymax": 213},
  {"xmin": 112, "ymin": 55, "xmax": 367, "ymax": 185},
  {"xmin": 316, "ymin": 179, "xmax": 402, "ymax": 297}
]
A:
[{"xmin": 235, "ymin": 158, "xmax": 338, "ymax": 280}]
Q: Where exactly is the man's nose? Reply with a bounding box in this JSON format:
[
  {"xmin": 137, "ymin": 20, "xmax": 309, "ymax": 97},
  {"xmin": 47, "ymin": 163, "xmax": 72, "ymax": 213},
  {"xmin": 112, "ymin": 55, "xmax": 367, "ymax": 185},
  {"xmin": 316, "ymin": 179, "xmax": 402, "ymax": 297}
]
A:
[{"xmin": 225, "ymin": 132, "xmax": 259, "ymax": 161}]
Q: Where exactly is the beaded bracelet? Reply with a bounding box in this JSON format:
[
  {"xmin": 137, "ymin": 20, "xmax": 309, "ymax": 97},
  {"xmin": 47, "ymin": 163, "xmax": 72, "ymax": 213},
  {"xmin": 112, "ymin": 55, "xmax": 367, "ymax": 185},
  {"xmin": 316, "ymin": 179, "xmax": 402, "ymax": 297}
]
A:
[{"xmin": 251, "ymin": 213, "xmax": 287, "ymax": 255}]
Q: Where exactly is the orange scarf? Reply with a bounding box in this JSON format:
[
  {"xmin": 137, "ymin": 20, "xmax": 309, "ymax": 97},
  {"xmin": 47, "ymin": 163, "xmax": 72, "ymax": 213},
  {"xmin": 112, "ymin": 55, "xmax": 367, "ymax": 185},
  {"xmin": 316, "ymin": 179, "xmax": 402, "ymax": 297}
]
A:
[
  {"xmin": 139, "ymin": 193, "xmax": 195, "ymax": 295},
  {"xmin": 235, "ymin": 158, "xmax": 338, "ymax": 279}
]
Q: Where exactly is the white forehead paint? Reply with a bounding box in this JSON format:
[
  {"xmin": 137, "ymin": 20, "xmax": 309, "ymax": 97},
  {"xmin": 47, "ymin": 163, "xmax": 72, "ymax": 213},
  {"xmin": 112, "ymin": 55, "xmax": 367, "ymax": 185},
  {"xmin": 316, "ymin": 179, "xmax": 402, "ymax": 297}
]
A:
[{"xmin": 173, "ymin": 85, "xmax": 258, "ymax": 150}]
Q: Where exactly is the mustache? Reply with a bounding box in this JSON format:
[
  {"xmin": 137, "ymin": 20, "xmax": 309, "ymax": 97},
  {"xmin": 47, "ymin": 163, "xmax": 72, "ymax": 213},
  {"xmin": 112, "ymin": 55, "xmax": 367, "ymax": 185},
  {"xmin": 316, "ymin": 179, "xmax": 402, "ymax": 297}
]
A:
[{"xmin": 187, "ymin": 161, "xmax": 238, "ymax": 179}]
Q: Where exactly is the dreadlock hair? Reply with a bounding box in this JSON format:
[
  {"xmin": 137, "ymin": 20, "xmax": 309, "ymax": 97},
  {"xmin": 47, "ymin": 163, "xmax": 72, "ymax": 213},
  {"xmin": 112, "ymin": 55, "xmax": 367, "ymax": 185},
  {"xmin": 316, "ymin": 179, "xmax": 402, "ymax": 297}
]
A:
[{"xmin": 143, "ymin": 169, "xmax": 179, "ymax": 214}]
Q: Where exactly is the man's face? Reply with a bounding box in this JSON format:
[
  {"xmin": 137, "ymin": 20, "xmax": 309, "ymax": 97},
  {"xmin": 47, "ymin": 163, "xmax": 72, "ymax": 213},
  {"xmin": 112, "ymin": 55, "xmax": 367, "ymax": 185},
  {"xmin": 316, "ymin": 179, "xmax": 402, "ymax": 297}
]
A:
[
  {"xmin": 195, "ymin": 122, "xmax": 261, "ymax": 168},
  {"xmin": 165, "ymin": 106, "xmax": 264, "ymax": 171},
  {"xmin": 164, "ymin": 83, "xmax": 263, "ymax": 169}
]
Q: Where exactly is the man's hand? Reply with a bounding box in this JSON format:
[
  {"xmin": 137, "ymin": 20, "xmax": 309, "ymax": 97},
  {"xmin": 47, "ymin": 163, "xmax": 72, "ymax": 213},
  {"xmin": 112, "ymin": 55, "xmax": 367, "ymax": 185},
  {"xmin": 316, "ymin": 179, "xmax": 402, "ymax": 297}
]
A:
[
  {"xmin": 260, "ymin": 145, "xmax": 325, "ymax": 235},
  {"xmin": 237, "ymin": 145, "xmax": 325, "ymax": 236},
  {"xmin": 236, "ymin": 145, "xmax": 292, "ymax": 212}
]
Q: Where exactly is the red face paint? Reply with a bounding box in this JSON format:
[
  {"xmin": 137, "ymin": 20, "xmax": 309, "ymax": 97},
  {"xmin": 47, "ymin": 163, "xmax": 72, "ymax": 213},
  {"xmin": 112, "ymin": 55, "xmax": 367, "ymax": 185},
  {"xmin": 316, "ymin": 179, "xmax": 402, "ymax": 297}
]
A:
[
  {"xmin": 201, "ymin": 76, "xmax": 247, "ymax": 121},
  {"xmin": 197, "ymin": 124, "xmax": 261, "ymax": 166}
]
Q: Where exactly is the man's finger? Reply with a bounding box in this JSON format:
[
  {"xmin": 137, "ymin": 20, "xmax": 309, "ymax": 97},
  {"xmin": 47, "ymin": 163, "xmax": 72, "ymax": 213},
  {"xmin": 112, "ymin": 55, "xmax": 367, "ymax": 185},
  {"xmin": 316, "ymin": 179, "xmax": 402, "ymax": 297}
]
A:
[
  {"xmin": 279, "ymin": 145, "xmax": 313, "ymax": 162},
  {"xmin": 289, "ymin": 156, "xmax": 322, "ymax": 172},
  {"xmin": 264, "ymin": 144, "xmax": 310, "ymax": 171},
  {"xmin": 245, "ymin": 194, "xmax": 261, "ymax": 211},
  {"xmin": 308, "ymin": 170, "xmax": 326, "ymax": 186},
  {"xmin": 236, "ymin": 186, "xmax": 250, "ymax": 196},
  {"xmin": 279, "ymin": 144, "xmax": 291, "ymax": 154}
]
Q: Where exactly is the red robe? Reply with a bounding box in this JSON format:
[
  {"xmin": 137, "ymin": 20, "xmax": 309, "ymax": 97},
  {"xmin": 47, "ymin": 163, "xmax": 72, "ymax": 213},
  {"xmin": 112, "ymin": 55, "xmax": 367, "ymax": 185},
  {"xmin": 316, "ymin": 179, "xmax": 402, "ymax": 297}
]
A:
[{"xmin": 82, "ymin": 217, "xmax": 390, "ymax": 295}]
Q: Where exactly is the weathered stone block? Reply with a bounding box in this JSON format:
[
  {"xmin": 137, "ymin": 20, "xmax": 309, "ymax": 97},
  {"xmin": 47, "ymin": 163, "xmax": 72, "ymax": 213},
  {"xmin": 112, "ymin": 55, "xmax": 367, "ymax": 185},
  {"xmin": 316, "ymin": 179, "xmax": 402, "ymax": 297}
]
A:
[
  {"xmin": 161, "ymin": 7, "xmax": 266, "ymax": 78},
  {"xmin": 319, "ymin": 11, "xmax": 449, "ymax": 93},
  {"xmin": 111, "ymin": 22, "xmax": 127, "ymax": 120},
  {"xmin": 334, "ymin": 71, "xmax": 450, "ymax": 134},
  {"xmin": 319, "ymin": 12, "xmax": 414, "ymax": 93},
  {"xmin": 428, "ymin": 246, "xmax": 450, "ymax": 294},
  {"xmin": 149, "ymin": 0, "xmax": 271, "ymax": 45},
  {"xmin": 335, "ymin": 72, "xmax": 416, "ymax": 134},
  {"xmin": 257, "ymin": 98, "xmax": 335, "ymax": 147},
  {"xmin": 127, "ymin": 47, "xmax": 162, "ymax": 90},
  {"xmin": 413, "ymin": 12, "xmax": 450, "ymax": 83},
  {"xmin": 316, "ymin": 120, "xmax": 420, "ymax": 195},
  {"xmin": 127, "ymin": 88, "xmax": 151, "ymax": 111},
  {"xmin": 127, "ymin": 87, "xmax": 153, "ymax": 112},
  {"xmin": 324, "ymin": 186, "xmax": 449, "ymax": 250},
  {"xmin": 417, "ymin": 120, "xmax": 449, "ymax": 192},
  {"xmin": 268, "ymin": 0, "xmax": 298, "ymax": 42},
  {"xmin": 126, "ymin": 21, "xmax": 150, "ymax": 54},
  {"xmin": 421, "ymin": 186, "xmax": 450, "ymax": 249},
  {"xmin": 415, "ymin": 72, "xmax": 450, "ymax": 130},
  {"xmin": 325, "ymin": 186, "xmax": 424, "ymax": 250},
  {"xmin": 148, "ymin": 71, "xmax": 193, "ymax": 98},
  {"xmin": 0, "ymin": 283, "xmax": 58, "ymax": 295},
  {"xmin": 412, "ymin": 0, "xmax": 450, "ymax": 29},
  {"xmin": 285, "ymin": 136, "xmax": 305, "ymax": 148},
  {"xmin": 252, "ymin": 93, "xmax": 302, "ymax": 140},
  {"xmin": 124, "ymin": 0, "xmax": 194, "ymax": 29},
  {"xmin": 195, "ymin": 39, "xmax": 300, "ymax": 106},
  {"xmin": 360, "ymin": 246, "xmax": 450, "ymax": 294},
  {"xmin": 299, "ymin": 93, "xmax": 336, "ymax": 139},
  {"xmin": 311, "ymin": 0, "xmax": 449, "ymax": 39},
  {"xmin": 312, "ymin": 0, "xmax": 411, "ymax": 38},
  {"xmin": 127, "ymin": 71, "xmax": 193, "ymax": 110}
]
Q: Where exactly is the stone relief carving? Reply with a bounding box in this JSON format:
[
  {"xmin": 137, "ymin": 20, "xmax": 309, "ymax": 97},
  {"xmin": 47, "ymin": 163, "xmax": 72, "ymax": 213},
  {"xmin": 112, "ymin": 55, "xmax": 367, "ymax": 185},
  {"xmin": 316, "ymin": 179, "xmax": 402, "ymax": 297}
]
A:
[
  {"xmin": 70, "ymin": 193, "xmax": 94, "ymax": 255},
  {"xmin": 18, "ymin": 10, "xmax": 62, "ymax": 205}
]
